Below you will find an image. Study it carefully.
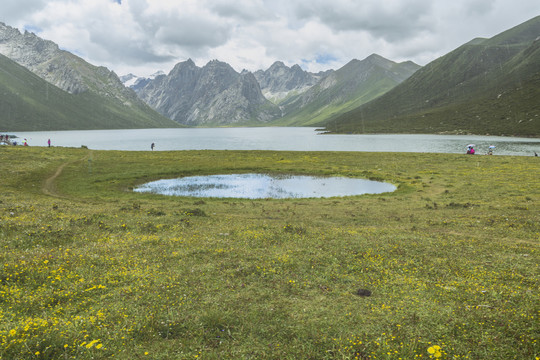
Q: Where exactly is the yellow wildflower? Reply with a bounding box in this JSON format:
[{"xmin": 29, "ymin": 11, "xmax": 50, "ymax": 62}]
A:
[
  {"xmin": 427, "ymin": 345, "xmax": 442, "ymax": 358},
  {"xmin": 85, "ymin": 339, "xmax": 100, "ymax": 349}
]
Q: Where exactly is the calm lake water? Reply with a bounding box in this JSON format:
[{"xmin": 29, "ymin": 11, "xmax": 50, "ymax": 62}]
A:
[
  {"xmin": 11, "ymin": 127, "xmax": 540, "ymax": 156},
  {"xmin": 134, "ymin": 174, "xmax": 397, "ymax": 199}
]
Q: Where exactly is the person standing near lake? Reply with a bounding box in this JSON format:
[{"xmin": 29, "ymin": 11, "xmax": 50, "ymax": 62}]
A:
[
  {"xmin": 151, "ymin": 142, "xmax": 155, "ymax": 151},
  {"xmin": 48, "ymin": 139, "xmax": 51, "ymax": 147}
]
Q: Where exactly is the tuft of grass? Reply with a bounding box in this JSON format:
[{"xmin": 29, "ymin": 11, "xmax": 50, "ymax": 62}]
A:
[{"xmin": 0, "ymin": 146, "xmax": 538, "ymax": 359}]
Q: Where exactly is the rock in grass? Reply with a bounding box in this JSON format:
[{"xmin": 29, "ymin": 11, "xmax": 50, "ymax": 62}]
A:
[{"xmin": 356, "ymin": 288, "xmax": 372, "ymax": 297}]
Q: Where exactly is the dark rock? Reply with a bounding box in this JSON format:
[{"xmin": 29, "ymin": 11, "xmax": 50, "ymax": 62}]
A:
[{"xmin": 355, "ymin": 288, "xmax": 372, "ymax": 297}]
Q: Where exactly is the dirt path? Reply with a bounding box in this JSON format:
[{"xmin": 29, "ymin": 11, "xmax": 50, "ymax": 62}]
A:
[
  {"xmin": 42, "ymin": 162, "xmax": 70, "ymax": 196},
  {"xmin": 42, "ymin": 153, "xmax": 91, "ymax": 197}
]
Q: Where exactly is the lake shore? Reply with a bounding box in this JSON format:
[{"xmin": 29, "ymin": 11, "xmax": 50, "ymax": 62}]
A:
[{"xmin": 9, "ymin": 127, "xmax": 540, "ymax": 155}]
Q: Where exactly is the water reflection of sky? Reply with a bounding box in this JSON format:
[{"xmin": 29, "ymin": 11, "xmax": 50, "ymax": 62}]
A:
[{"xmin": 134, "ymin": 174, "xmax": 397, "ymax": 199}]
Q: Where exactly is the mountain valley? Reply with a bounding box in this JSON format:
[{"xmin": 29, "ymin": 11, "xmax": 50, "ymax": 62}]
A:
[{"xmin": 1, "ymin": 16, "xmax": 539, "ymax": 136}]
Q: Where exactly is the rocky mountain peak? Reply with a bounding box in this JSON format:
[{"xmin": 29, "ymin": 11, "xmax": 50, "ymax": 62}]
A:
[
  {"xmin": 0, "ymin": 23, "xmax": 86, "ymax": 93},
  {"xmin": 254, "ymin": 61, "xmax": 321, "ymax": 102},
  {"xmin": 364, "ymin": 53, "xmax": 398, "ymax": 70},
  {"xmin": 0, "ymin": 22, "xmax": 142, "ymax": 102},
  {"xmin": 136, "ymin": 59, "xmax": 281, "ymax": 126},
  {"xmin": 169, "ymin": 59, "xmax": 199, "ymax": 77},
  {"xmin": 267, "ymin": 61, "xmax": 286, "ymax": 71}
]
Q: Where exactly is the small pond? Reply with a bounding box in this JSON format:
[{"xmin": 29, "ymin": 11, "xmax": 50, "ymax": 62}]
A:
[{"xmin": 134, "ymin": 174, "xmax": 396, "ymax": 199}]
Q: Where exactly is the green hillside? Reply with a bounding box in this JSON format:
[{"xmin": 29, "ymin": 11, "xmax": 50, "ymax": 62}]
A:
[
  {"xmin": 0, "ymin": 54, "xmax": 179, "ymax": 131},
  {"xmin": 272, "ymin": 55, "xmax": 420, "ymax": 126},
  {"xmin": 325, "ymin": 16, "xmax": 540, "ymax": 136}
]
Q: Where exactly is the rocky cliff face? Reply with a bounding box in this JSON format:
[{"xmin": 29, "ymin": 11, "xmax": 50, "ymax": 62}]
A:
[
  {"xmin": 253, "ymin": 61, "xmax": 328, "ymax": 102},
  {"xmin": 0, "ymin": 22, "xmax": 142, "ymax": 106},
  {"xmin": 136, "ymin": 59, "xmax": 281, "ymax": 125}
]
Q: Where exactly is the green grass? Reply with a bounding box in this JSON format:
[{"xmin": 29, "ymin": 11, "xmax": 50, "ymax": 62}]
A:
[{"xmin": 0, "ymin": 147, "xmax": 538, "ymax": 359}]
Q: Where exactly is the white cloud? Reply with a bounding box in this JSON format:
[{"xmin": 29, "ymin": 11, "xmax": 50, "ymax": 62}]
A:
[
  {"xmin": 293, "ymin": 0, "xmax": 433, "ymax": 39},
  {"xmin": 1, "ymin": 0, "xmax": 48, "ymax": 23},
  {"xmin": 1, "ymin": 0, "xmax": 538, "ymax": 76}
]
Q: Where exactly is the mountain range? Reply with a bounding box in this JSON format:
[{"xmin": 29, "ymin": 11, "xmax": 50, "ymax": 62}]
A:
[
  {"xmin": 129, "ymin": 55, "xmax": 419, "ymax": 127},
  {"xmin": 1, "ymin": 16, "xmax": 539, "ymax": 136},
  {"xmin": 134, "ymin": 59, "xmax": 282, "ymax": 126},
  {"xmin": 325, "ymin": 15, "xmax": 540, "ymax": 137}
]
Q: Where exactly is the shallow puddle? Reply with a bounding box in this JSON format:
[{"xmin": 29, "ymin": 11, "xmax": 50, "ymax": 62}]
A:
[{"xmin": 134, "ymin": 174, "xmax": 396, "ymax": 199}]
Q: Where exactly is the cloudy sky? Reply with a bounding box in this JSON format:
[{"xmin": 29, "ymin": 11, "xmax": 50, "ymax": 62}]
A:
[{"xmin": 2, "ymin": 0, "xmax": 539, "ymax": 76}]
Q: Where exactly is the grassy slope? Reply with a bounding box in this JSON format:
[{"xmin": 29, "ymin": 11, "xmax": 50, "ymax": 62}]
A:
[
  {"xmin": 0, "ymin": 147, "xmax": 538, "ymax": 359},
  {"xmin": 273, "ymin": 75, "xmax": 397, "ymax": 127},
  {"xmin": 274, "ymin": 59, "xmax": 420, "ymax": 127},
  {"xmin": 326, "ymin": 16, "xmax": 540, "ymax": 136},
  {"xmin": 0, "ymin": 54, "xmax": 179, "ymax": 131}
]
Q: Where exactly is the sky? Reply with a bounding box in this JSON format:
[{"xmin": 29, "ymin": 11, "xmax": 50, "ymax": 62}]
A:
[{"xmin": 1, "ymin": 0, "xmax": 539, "ymax": 77}]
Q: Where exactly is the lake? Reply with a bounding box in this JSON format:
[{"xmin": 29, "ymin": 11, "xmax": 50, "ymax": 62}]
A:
[{"xmin": 11, "ymin": 127, "xmax": 540, "ymax": 156}]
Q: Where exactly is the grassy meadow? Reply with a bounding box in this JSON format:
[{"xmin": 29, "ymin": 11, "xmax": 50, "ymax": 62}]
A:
[{"xmin": 0, "ymin": 146, "xmax": 538, "ymax": 359}]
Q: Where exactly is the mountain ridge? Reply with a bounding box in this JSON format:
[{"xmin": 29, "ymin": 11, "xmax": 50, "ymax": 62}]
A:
[
  {"xmin": 274, "ymin": 54, "xmax": 421, "ymax": 126},
  {"xmin": 0, "ymin": 53, "xmax": 177, "ymax": 131},
  {"xmin": 325, "ymin": 15, "xmax": 540, "ymax": 136},
  {"xmin": 0, "ymin": 22, "xmax": 179, "ymax": 131}
]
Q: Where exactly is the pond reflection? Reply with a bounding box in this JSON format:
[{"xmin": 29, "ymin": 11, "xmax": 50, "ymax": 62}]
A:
[{"xmin": 134, "ymin": 174, "xmax": 396, "ymax": 199}]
